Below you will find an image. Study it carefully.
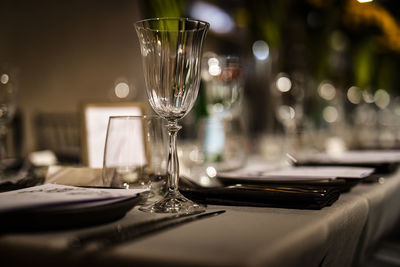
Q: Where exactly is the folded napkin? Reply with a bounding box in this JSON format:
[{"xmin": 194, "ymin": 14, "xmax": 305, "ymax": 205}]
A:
[
  {"xmin": 215, "ymin": 165, "xmax": 373, "ymax": 194},
  {"xmin": 180, "ymin": 178, "xmax": 340, "ymax": 210}
]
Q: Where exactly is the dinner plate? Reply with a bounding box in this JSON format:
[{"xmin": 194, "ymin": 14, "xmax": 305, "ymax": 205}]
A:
[
  {"xmin": 0, "ymin": 193, "xmax": 145, "ymax": 232},
  {"xmin": 295, "ymin": 150, "xmax": 400, "ymax": 174}
]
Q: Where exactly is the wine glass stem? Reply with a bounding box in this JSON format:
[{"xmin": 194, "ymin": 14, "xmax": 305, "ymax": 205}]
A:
[{"xmin": 166, "ymin": 120, "xmax": 182, "ymax": 194}]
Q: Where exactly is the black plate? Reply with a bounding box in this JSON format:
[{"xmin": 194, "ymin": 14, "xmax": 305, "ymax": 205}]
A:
[{"xmin": 0, "ymin": 193, "xmax": 145, "ymax": 233}]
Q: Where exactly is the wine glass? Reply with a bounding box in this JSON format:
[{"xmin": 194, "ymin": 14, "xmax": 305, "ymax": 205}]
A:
[
  {"xmin": 199, "ymin": 54, "xmax": 245, "ymax": 168},
  {"xmin": 135, "ymin": 18, "xmax": 209, "ymax": 213},
  {"xmin": 0, "ymin": 69, "xmax": 17, "ymax": 179},
  {"xmin": 201, "ymin": 54, "xmax": 243, "ymax": 117},
  {"xmin": 271, "ymin": 72, "xmax": 304, "ymax": 161}
]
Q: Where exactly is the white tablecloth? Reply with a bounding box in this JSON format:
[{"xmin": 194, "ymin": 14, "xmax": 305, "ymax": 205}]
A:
[{"xmin": 1, "ymin": 170, "xmax": 400, "ymax": 267}]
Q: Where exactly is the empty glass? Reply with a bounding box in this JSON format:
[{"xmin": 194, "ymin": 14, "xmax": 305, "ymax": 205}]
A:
[
  {"xmin": 135, "ymin": 18, "xmax": 209, "ymax": 213},
  {"xmin": 201, "ymin": 54, "xmax": 243, "ymax": 117},
  {"xmin": 0, "ymin": 68, "xmax": 17, "ymax": 179},
  {"xmin": 102, "ymin": 116, "xmax": 167, "ymax": 198}
]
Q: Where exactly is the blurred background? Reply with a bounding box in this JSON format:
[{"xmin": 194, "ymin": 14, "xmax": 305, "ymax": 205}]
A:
[{"xmin": 1, "ymin": 0, "xmax": 400, "ymax": 165}]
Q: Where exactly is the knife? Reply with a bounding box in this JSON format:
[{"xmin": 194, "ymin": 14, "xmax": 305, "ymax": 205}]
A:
[{"xmin": 69, "ymin": 210, "xmax": 225, "ymax": 251}]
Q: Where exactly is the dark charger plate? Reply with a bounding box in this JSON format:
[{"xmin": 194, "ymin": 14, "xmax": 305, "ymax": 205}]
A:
[{"xmin": 0, "ymin": 193, "xmax": 145, "ymax": 233}]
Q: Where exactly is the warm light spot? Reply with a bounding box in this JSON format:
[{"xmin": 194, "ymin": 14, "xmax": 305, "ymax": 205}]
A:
[
  {"xmin": 208, "ymin": 57, "xmax": 219, "ymax": 66},
  {"xmin": 209, "ymin": 65, "xmax": 221, "ymax": 76},
  {"xmin": 206, "ymin": 166, "xmax": 217, "ymax": 178},
  {"xmin": 318, "ymin": 82, "xmax": 336, "ymax": 101},
  {"xmin": 276, "ymin": 75, "xmax": 292, "ymax": 92},
  {"xmin": 278, "ymin": 105, "xmax": 295, "ymax": 121},
  {"xmin": 323, "ymin": 106, "xmax": 338, "ymax": 123},
  {"xmin": 114, "ymin": 82, "xmax": 130, "ymax": 98},
  {"xmin": 0, "ymin": 74, "xmax": 9, "ymax": 84},
  {"xmin": 252, "ymin": 40, "xmax": 269, "ymax": 60},
  {"xmin": 374, "ymin": 89, "xmax": 390, "ymax": 109},
  {"xmin": 199, "ymin": 176, "xmax": 212, "ymax": 186},
  {"xmin": 362, "ymin": 91, "xmax": 374, "ymax": 103},
  {"xmin": 347, "ymin": 86, "xmax": 362, "ymax": 104},
  {"xmin": 357, "ymin": 0, "xmax": 373, "ymax": 3}
]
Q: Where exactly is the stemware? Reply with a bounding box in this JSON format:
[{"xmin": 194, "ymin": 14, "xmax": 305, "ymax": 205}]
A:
[
  {"xmin": 135, "ymin": 18, "xmax": 209, "ymax": 213},
  {"xmin": 201, "ymin": 54, "xmax": 243, "ymax": 117},
  {"xmin": 0, "ymin": 69, "xmax": 17, "ymax": 178},
  {"xmin": 271, "ymin": 72, "xmax": 304, "ymax": 160},
  {"xmin": 199, "ymin": 54, "xmax": 245, "ymax": 167}
]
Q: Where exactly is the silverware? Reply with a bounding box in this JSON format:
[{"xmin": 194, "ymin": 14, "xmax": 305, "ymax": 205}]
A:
[{"xmin": 69, "ymin": 210, "xmax": 225, "ymax": 251}]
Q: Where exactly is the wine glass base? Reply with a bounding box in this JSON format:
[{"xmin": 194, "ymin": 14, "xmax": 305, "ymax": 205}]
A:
[{"xmin": 139, "ymin": 190, "xmax": 205, "ymax": 214}]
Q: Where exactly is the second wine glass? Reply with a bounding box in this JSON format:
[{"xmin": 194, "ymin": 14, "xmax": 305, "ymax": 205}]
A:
[{"xmin": 135, "ymin": 18, "xmax": 209, "ymax": 213}]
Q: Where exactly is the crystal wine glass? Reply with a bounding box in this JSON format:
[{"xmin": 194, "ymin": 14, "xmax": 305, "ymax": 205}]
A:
[{"xmin": 135, "ymin": 18, "xmax": 209, "ymax": 213}]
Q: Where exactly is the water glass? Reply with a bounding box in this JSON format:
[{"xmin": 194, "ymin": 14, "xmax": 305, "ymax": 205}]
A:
[{"xmin": 102, "ymin": 116, "xmax": 167, "ymax": 196}]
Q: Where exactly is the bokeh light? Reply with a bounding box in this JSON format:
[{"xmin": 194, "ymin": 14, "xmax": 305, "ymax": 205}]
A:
[
  {"xmin": 347, "ymin": 86, "xmax": 362, "ymax": 104},
  {"xmin": 206, "ymin": 166, "xmax": 217, "ymax": 178},
  {"xmin": 276, "ymin": 75, "xmax": 292, "ymax": 92},
  {"xmin": 374, "ymin": 89, "xmax": 390, "ymax": 109},
  {"xmin": 362, "ymin": 91, "xmax": 375, "ymax": 103},
  {"xmin": 0, "ymin": 74, "xmax": 9, "ymax": 85},
  {"xmin": 252, "ymin": 40, "xmax": 269, "ymax": 61},
  {"xmin": 323, "ymin": 106, "xmax": 338, "ymax": 123},
  {"xmin": 190, "ymin": 1, "xmax": 234, "ymax": 34},
  {"xmin": 277, "ymin": 105, "xmax": 296, "ymax": 121},
  {"xmin": 318, "ymin": 82, "xmax": 336, "ymax": 101},
  {"xmin": 114, "ymin": 82, "xmax": 130, "ymax": 99}
]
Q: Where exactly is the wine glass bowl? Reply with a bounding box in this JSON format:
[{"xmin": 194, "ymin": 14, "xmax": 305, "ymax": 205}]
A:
[
  {"xmin": 136, "ymin": 18, "xmax": 209, "ymax": 121},
  {"xmin": 201, "ymin": 54, "xmax": 243, "ymax": 117},
  {"xmin": 135, "ymin": 18, "xmax": 209, "ymax": 213}
]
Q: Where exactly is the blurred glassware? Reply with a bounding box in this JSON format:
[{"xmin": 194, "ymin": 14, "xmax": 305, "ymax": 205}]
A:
[
  {"xmin": 201, "ymin": 53, "xmax": 243, "ymax": 117},
  {"xmin": 0, "ymin": 68, "xmax": 18, "ymax": 179},
  {"xmin": 271, "ymin": 72, "xmax": 304, "ymax": 134},
  {"xmin": 178, "ymin": 53, "xmax": 247, "ymax": 182},
  {"xmin": 179, "ymin": 116, "xmax": 247, "ymax": 187},
  {"xmin": 268, "ymin": 72, "xmax": 305, "ymax": 161},
  {"xmin": 102, "ymin": 116, "xmax": 167, "ymax": 198},
  {"xmin": 192, "ymin": 116, "xmax": 246, "ymax": 166}
]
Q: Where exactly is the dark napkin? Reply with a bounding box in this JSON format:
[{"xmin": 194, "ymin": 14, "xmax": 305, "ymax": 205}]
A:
[{"xmin": 180, "ymin": 178, "xmax": 341, "ymax": 210}]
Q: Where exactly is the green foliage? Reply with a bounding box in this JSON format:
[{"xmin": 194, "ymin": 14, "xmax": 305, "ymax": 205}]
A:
[
  {"xmin": 144, "ymin": 0, "xmax": 185, "ymax": 18},
  {"xmin": 353, "ymin": 39, "xmax": 374, "ymax": 89}
]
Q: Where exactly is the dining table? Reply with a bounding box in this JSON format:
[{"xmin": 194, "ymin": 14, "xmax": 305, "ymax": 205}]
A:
[{"xmin": 0, "ymin": 164, "xmax": 400, "ymax": 267}]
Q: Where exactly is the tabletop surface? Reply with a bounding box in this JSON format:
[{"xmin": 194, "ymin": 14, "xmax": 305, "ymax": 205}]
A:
[{"xmin": 1, "ymin": 169, "xmax": 400, "ymax": 267}]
